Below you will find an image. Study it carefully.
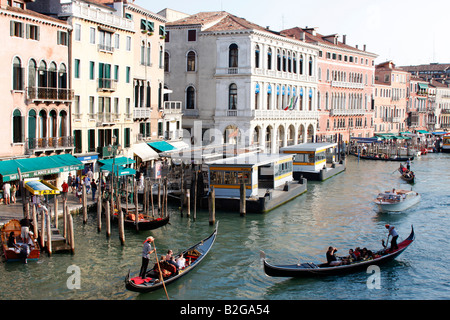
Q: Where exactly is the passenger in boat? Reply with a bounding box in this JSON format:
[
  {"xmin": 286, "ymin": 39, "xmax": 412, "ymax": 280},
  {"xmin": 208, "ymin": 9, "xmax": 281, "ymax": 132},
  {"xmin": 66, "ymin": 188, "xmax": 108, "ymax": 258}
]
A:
[
  {"xmin": 19, "ymin": 217, "xmax": 33, "ymax": 243},
  {"xmin": 167, "ymin": 256, "xmax": 179, "ymax": 274},
  {"xmin": 354, "ymin": 247, "xmax": 362, "ymax": 261},
  {"xmin": 165, "ymin": 249, "xmax": 173, "ymax": 261},
  {"xmin": 176, "ymin": 254, "xmax": 186, "ymax": 269},
  {"xmin": 326, "ymin": 247, "xmax": 342, "ymax": 266},
  {"xmin": 139, "ymin": 236, "xmax": 155, "ymax": 279},
  {"xmin": 7, "ymin": 231, "xmax": 16, "ymax": 248},
  {"xmin": 385, "ymin": 224, "xmax": 399, "ymax": 251}
]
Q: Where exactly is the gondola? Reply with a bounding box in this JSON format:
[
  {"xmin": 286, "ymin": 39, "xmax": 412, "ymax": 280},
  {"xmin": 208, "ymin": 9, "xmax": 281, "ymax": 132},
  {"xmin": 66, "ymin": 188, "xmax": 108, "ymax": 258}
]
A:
[
  {"xmin": 125, "ymin": 222, "xmax": 218, "ymax": 293},
  {"xmin": 261, "ymin": 226, "xmax": 414, "ymax": 278},
  {"xmin": 113, "ymin": 209, "xmax": 170, "ymax": 231},
  {"xmin": 350, "ymin": 152, "xmax": 414, "ymax": 162},
  {"xmin": 398, "ymin": 165, "xmax": 415, "ymax": 184},
  {"xmin": 1, "ymin": 219, "xmax": 40, "ymax": 263}
]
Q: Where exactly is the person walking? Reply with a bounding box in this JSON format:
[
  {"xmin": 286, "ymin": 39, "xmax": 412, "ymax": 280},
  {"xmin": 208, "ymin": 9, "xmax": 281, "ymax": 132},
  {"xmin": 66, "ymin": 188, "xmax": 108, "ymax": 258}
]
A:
[
  {"xmin": 139, "ymin": 236, "xmax": 155, "ymax": 279},
  {"xmin": 91, "ymin": 179, "xmax": 97, "ymax": 202},
  {"xmin": 2, "ymin": 182, "xmax": 11, "ymax": 205},
  {"xmin": 61, "ymin": 180, "xmax": 69, "ymax": 201}
]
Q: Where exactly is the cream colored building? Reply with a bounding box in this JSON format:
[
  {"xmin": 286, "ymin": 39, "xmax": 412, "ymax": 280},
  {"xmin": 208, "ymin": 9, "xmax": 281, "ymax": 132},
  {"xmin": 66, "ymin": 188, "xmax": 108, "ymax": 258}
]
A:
[{"xmin": 162, "ymin": 10, "xmax": 319, "ymax": 154}]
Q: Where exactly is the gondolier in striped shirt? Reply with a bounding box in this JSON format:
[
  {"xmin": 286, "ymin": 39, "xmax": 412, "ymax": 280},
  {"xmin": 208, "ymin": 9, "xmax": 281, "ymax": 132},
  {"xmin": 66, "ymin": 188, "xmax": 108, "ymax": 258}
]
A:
[{"xmin": 139, "ymin": 236, "xmax": 155, "ymax": 279}]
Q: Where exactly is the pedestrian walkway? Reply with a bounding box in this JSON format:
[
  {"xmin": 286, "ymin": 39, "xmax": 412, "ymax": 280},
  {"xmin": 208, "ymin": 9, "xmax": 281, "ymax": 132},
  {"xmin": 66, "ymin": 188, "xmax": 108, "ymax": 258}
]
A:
[{"xmin": 0, "ymin": 191, "xmax": 96, "ymax": 227}]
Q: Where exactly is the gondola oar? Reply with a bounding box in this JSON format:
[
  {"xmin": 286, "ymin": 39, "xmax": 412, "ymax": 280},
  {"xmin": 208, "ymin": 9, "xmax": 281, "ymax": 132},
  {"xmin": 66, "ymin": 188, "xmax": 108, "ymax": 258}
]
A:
[{"xmin": 152, "ymin": 241, "xmax": 169, "ymax": 300}]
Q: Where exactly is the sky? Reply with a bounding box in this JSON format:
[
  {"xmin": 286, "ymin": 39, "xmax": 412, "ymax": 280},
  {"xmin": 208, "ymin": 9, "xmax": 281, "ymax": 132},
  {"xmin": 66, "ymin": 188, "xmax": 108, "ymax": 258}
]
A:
[{"xmin": 134, "ymin": 0, "xmax": 450, "ymax": 67}]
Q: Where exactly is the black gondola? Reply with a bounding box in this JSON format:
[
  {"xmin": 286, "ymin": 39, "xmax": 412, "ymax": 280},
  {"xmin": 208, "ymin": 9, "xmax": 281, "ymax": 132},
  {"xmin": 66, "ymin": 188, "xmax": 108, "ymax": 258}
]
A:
[
  {"xmin": 350, "ymin": 152, "xmax": 414, "ymax": 162},
  {"xmin": 261, "ymin": 226, "xmax": 414, "ymax": 278},
  {"xmin": 124, "ymin": 214, "xmax": 170, "ymax": 231},
  {"xmin": 125, "ymin": 222, "xmax": 218, "ymax": 293},
  {"xmin": 398, "ymin": 165, "xmax": 415, "ymax": 184}
]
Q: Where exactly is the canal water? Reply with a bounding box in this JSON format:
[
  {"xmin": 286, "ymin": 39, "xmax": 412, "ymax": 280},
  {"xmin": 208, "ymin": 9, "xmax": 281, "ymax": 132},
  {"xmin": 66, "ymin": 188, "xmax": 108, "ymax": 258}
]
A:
[{"xmin": 1, "ymin": 153, "xmax": 450, "ymax": 300}]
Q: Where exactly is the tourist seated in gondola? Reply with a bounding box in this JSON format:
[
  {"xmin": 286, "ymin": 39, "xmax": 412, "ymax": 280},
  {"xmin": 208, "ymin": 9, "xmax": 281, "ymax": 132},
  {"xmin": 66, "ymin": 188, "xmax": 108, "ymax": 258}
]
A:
[
  {"xmin": 326, "ymin": 246, "xmax": 342, "ymax": 266},
  {"xmin": 7, "ymin": 231, "xmax": 16, "ymax": 248},
  {"xmin": 176, "ymin": 254, "xmax": 186, "ymax": 269},
  {"xmin": 167, "ymin": 256, "xmax": 179, "ymax": 274}
]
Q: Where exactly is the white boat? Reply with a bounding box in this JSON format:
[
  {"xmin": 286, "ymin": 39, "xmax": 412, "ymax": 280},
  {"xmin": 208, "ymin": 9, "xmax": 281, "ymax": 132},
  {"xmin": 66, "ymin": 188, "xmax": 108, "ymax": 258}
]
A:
[{"xmin": 374, "ymin": 189, "xmax": 420, "ymax": 212}]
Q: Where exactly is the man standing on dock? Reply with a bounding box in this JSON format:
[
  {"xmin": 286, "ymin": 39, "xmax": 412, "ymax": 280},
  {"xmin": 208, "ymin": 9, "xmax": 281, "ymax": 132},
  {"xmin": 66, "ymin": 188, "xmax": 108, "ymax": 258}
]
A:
[{"xmin": 139, "ymin": 236, "xmax": 155, "ymax": 279}]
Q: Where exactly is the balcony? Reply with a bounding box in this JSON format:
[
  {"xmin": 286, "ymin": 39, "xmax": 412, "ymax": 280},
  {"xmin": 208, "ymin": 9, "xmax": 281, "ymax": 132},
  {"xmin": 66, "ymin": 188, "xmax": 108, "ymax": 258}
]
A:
[
  {"xmin": 253, "ymin": 109, "xmax": 319, "ymax": 120},
  {"xmin": 27, "ymin": 87, "xmax": 74, "ymax": 102},
  {"xmin": 97, "ymin": 78, "xmax": 118, "ymax": 92},
  {"xmin": 183, "ymin": 109, "xmax": 199, "ymax": 118},
  {"xmin": 134, "ymin": 108, "xmax": 152, "ymax": 119},
  {"xmin": 25, "ymin": 136, "xmax": 74, "ymax": 155},
  {"xmin": 97, "ymin": 112, "xmax": 117, "ymax": 126},
  {"xmin": 163, "ymin": 101, "xmax": 182, "ymax": 114},
  {"xmin": 331, "ymin": 81, "xmax": 364, "ymax": 89},
  {"xmin": 330, "ymin": 108, "xmax": 367, "ymax": 116}
]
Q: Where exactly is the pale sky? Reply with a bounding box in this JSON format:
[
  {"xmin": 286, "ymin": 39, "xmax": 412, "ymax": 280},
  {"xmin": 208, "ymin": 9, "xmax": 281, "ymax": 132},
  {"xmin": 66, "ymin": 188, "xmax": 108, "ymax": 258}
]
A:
[{"xmin": 134, "ymin": 0, "xmax": 450, "ymax": 67}]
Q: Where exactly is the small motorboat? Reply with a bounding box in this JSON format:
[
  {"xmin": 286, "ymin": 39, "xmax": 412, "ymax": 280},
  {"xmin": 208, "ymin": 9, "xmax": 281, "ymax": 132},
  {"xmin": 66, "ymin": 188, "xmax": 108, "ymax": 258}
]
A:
[
  {"xmin": 374, "ymin": 189, "xmax": 420, "ymax": 212},
  {"xmin": 261, "ymin": 226, "xmax": 414, "ymax": 278}
]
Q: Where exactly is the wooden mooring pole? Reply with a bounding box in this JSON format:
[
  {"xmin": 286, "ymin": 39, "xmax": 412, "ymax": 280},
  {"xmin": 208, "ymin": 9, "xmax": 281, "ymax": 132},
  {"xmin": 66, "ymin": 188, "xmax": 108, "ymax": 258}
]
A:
[
  {"xmin": 240, "ymin": 183, "xmax": 246, "ymax": 217},
  {"xmin": 46, "ymin": 211, "xmax": 52, "ymax": 256},
  {"xmin": 68, "ymin": 213, "xmax": 75, "ymax": 254},
  {"xmin": 82, "ymin": 184, "xmax": 87, "ymax": 224},
  {"xmin": 106, "ymin": 201, "xmax": 111, "ymax": 238},
  {"xmin": 209, "ymin": 186, "xmax": 215, "ymax": 225}
]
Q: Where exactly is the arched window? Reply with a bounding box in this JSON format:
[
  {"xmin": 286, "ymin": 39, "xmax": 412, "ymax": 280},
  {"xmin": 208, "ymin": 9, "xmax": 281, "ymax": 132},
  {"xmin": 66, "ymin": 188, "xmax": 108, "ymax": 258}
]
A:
[
  {"xmin": 187, "ymin": 51, "xmax": 196, "ymax": 71},
  {"xmin": 277, "ymin": 49, "xmax": 281, "ymax": 71},
  {"xmin": 49, "ymin": 110, "xmax": 57, "ymax": 138},
  {"xmin": 229, "ymin": 44, "xmax": 238, "ymax": 68},
  {"xmin": 299, "ymin": 55, "xmax": 304, "ymax": 75},
  {"xmin": 58, "ymin": 64, "xmax": 67, "ymax": 89},
  {"xmin": 186, "ymin": 86, "xmax": 195, "ymax": 109},
  {"xmin": 28, "ymin": 59, "xmax": 37, "ymax": 88},
  {"xmin": 12, "ymin": 57, "xmax": 23, "ymax": 90},
  {"xmin": 229, "ymin": 83, "xmax": 237, "ymax": 110},
  {"xmin": 255, "ymin": 45, "xmax": 260, "ymax": 68},
  {"xmin": 28, "ymin": 110, "xmax": 37, "ymax": 148},
  {"xmin": 12, "ymin": 109, "xmax": 23, "ymax": 143},
  {"xmin": 48, "ymin": 62, "xmax": 57, "ymax": 88},
  {"xmin": 309, "ymin": 57, "xmax": 313, "ymax": 76},
  {"xmin": 267, "ymin": 48, "xmax": 272, "ymax": 70},
  {"xmin": 38, "ymin": 61, "xmax": 47, "ymax": 88}
]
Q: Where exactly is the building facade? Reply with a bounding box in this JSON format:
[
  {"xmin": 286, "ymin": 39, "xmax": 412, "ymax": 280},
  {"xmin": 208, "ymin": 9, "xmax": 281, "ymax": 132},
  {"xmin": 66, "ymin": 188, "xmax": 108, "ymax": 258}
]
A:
[
  {"xmin": 281, "ymin": 28, "xmax": 378, "ymax": 142},
  {"xmin": 373, "ymin": 61, "xmax": 410, "ymax": 134},
  {"xmin": 163, "ymin": 10, "xmax": 319, "ymax": 153},
  {"xmin": 0, "ymin": 0, "xmax": 73, "ymax": 160}
]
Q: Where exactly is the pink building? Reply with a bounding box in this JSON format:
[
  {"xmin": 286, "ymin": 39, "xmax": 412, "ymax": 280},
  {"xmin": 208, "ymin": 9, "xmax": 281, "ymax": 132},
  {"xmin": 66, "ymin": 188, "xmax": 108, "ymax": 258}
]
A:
[
  {"xmin": 0, "ymin": 0, "xmax": 72, "ymax": 160},
  {"xmin": 281, "ymin": 28, "xmax": 377, "ymax": 142},
  {"xmin": 373, "ymin": 61, "xmax": 410, "ymax": 134},
  {"xmin": 407, "ymin": 77, "xmax": 429, "ymax": 131}
]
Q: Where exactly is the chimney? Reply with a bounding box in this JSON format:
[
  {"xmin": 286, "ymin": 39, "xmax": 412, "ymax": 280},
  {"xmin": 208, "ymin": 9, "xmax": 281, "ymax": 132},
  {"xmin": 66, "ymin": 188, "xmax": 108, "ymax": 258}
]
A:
[
  {"xmin": 363, "ymin": 44, "xmax": 366, "ymax": 51},
  {"xmin": 342, "ymin": 35, "xmax": 346, "ymax": 44},
  {"xmin": 299, "ymin": 31, "xmax": 305, "ymax": 41},
  {"xmin": 356, "ymin": 45, "xmax": 358, "ymax": 49}
]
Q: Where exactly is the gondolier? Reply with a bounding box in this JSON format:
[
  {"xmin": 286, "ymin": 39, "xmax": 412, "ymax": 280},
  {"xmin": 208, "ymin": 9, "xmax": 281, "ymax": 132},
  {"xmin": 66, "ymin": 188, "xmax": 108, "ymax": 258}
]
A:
[
  {"xmin": 139, "ymin": 236, "xmax": 155, "ymax": 279},
  {"xmin": 385, "ymin": 224, "xmax": 399, "ymax": 251}
]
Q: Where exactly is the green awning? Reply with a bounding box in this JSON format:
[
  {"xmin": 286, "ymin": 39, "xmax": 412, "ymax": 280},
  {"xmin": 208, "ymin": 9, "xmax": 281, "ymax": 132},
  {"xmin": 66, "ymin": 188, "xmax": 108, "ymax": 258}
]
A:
[
  {"xmin": 0, "ymin": 154, "xmax": 84, "ymax": 182},
  {"xmin": 148, "ymin": 141, "xmax": 176, "ymax": 152},
  {"xmin": 100, "ymin": 165, "xmax": 136, "ymax": 176},
  {"xmin": 416, "ymin": 130, "xmax": 429, "ymax": 134},
  {"xmin": 418, "ymin": 83, "xmax": 428, "ymax": 89},
  {"xmin": 98, "ymin": 157, "xmax": 136, "ymax": 167}
]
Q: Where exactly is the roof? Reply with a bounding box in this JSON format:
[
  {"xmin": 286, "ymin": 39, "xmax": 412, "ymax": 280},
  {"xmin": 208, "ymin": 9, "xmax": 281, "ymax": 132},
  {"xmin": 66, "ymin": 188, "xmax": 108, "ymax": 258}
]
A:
[
  {"xmin": 166, "ymin": 11, "xmax": 279, "ymax": 36},
  {"xmin": 280, "ymin": 27, "xmax": 376, "ymax": 56},
  {"xmin": 400, "ymin": 63, "xmax": 450, "ymax": 73},
  {"xmin": 280, "ymin": 142, "xmax": 337, "ymax": 152},
  {"xmin": 2, "ymin": 4, "xmax": 69, "ymax": 27},
  {"xmin": 207, "ymin": 153, "xmax": 293, "ymax": 167}
]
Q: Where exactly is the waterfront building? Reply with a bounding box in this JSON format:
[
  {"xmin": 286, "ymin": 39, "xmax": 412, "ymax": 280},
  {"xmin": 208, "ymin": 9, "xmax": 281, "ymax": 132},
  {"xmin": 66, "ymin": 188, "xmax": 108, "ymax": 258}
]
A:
[
  {"xmin": 281, "ymin": 28, "xmax": 378, "ymax": 142},
  {"xmin": 428, "ymin": 79, "xmax": 450, "ymax": 131},
  {"xmin": 401, "ymin": 63, "xmax": 450, "ymax": 85},
  {"xmin": 161, "ymin": 10, "xmax": 319, "ymax": 154},
  {"xmin": 0, "ymin": 0, "xmax": 73, "ymax": 160},
  {"xmin": 407, "ymin": 77, "xmax": 429, "ymax": 131},
  {"xmin": 373, "ymin": 61, "xmax": 410, "ymax": 134}
]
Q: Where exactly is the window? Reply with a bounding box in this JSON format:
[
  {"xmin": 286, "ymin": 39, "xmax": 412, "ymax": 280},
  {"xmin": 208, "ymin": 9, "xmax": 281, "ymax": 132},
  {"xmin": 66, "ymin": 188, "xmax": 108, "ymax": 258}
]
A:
[
  {"xmin": 89, "ymin": 96, "xmax": 95, "ymax": 119},
  {"xmin": 126, "ymin": 36, "xmax": 131, "ymax": 51},
  {"xmin": 267, "ymin": 48, "xmax": 272, "ymax": 70},
  {"xmin": 12, "ymin": 57, "xmax": 23, "ymax": 90},
  {"xmin": 164, "ymin": 52, "xmax": 170, "ymax": 72},
  {"xmin": 74, "ymin": 24, "xmax": 81, "ymax": 41},
  {"xmin": 124, "ymin": 128, "xmax": 131, "ymax": 148},
  {"xmin": 255, "ymin": 45, "xmax": 260, "ymax": 68},
  {"xmin": 90, "ymin": 27, "xmax": 96, "ymax": 44},
  {"xmin": 115, "ymin": 33, "xmax": 120, "ymax": 49},
  {"xmin": 26, "ymin": 24, "xmax": 39, "ymax": 40},
  {"xmin": 229, "ymin": 83, "xmax": 237, "ymax": 110},
  {"xmin": 186, "ymin": 86, "xmax": 195, "ymax": 109},
  {"xmin": 57, "ymin": 31, "xmax": 68, "ymax": 46},
  {"xmin": 10, "ymin": 21, "xmax": 23, "ymax": 38},
  {"xmin": 187, "ymin": 51, "xmax": 196, "ymax": 71},
  {"xmin": 28, "ymin": 59, "xmax": 37, "ymax": 89},
  {"xmin": 229, "ymin": 44, "xmax": 238, "ymax": 68},
  {"xmin": 99, "ymin": 30, "xmax": 113, "ymax": 52},
  {"xmin": 188, "ymin": 30, "xmax": 196, "ymax": 41},
  {"xmin": 126, "ymin": 67, "xmax": 131, "ymax": 83},
  {"xmin": 74, "ymin": 59, "xmax": 80, "ymax": 79},
  {"xmin": 89, "ymin": 61, "xmax": 95, "ymax": 80},
  {"xmin": 12, "ymin": 109, "xmax": 23, "ymax": 143},
  {"xmin": 140, "ymin": 19, "xmax": 154, "ymax": 33},
  {"xmin": 159, "ymin": 25, "xmax": 165, "ymax": 38},
  {"xmin": 165, "ymin": 31, "xmax": 170, "ymax": 42}
]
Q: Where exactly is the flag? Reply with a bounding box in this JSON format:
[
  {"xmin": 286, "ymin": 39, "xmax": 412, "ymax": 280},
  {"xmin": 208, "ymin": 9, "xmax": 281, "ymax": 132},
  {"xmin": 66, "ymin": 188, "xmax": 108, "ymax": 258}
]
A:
[
  {"xmin": 228, "ymin": 128, "xmax": 239, "ymax": 138},
  {"xmin": 291, "ymin": 96, "xmax": 299, "ymax": 110}
]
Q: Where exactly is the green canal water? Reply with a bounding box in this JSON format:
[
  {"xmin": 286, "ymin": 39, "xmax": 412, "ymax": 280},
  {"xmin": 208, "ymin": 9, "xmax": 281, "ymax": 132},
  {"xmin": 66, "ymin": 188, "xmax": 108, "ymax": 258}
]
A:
[{"xmin": 1, "ymin": 154, "xmax": 450, "ymax": 300}]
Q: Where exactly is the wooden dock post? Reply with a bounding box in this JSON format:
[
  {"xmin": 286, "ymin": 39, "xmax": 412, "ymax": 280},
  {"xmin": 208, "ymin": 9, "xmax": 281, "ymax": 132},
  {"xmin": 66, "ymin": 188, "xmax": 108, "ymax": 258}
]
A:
[
  {"xmin": 63, "ymin": 203, "xmax": 68, "ymax": 239},
  {"xmin": 180, "ymin": 166, "xmax": 184, "ymax": 216},
  {"xmin": 105, "ymin": 201, "xmax": 111, "ymax": 238},
  {"xmin": 240, "ymin": 183, "xmax": 246, "ymax": 217},
  {"xmin": 134, "ymin": 183, "xmax": 139, "ymax": 231},
  {"xmin": 68, "ymin": 213, "xmax": 75, "ymax": 254},
  {"xmin": 186, "ymin": 189, "xmax": 190, "ymax": 218},
  {"xmin": 82, "ymin": 184, "xmax": 87, "ymax": 224},
  {"xmin": 118, "ymin": 209, "xmax": 125, "ymax": 245},
  {"xmin": 32, "ymin": 204, "xmax": 37, "ymax": 237},
  {"xmin": 164, "ymin": 178, "xmax": 168, "ymax": 218},
  {"xmin": 97, "ymin": 198, "xmax": 102, "ymax": 232},
  {"xmin": 193, "ymin": 170, "xmax": 197, "ymax": 221},
  {"xmin": 158, "ymin": 182, "xmax": 161, "ymax": 215},
  {"xmin": 54, "ymin": 196, "xmax": 58, "ymax": 229},
  {"xmin": 40, "ymin": 210, "xmax": 45, "ymax": 249},
  {"xmin": 46, "ymin": 211, "xmax": 52, "ymax": 256},
  {"xmin": 209, "ymin": 186, "xmax": 215, "ymax": 225}
]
